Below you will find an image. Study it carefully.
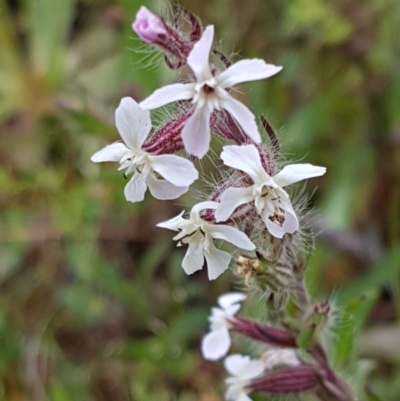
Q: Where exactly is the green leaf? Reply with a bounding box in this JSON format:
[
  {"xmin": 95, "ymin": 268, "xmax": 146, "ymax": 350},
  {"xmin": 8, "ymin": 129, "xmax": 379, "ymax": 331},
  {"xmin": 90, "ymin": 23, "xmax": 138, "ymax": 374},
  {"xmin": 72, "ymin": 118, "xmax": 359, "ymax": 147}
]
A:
[
  {"xmin": 336, "ymin": 248, "xmax": 400, "ymax": 305},
  {"xmin": 334, "ymin": 294, "xmax": 376, "ymax": 369}
]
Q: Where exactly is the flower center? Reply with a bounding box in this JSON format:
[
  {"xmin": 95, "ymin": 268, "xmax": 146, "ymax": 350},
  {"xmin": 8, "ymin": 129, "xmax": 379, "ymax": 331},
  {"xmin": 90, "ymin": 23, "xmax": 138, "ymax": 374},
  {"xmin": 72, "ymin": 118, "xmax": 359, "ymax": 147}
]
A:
[
  {"xmin": 202, "ymin": 84, "xmax": 215, "ymax": 94},
  {"xmin": 119, "ymin": 151, "xmax": 149, "ymax": 176},
  {"xmin": 269, "ymin": 209, "xmax": 285, "ymax": 226}
]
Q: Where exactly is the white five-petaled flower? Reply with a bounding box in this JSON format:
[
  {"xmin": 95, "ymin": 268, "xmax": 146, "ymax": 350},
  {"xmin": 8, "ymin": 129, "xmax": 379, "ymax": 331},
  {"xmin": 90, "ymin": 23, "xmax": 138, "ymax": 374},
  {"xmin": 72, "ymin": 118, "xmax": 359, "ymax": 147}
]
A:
[
  {"xmin": 157, "ymin": 202, "xmax": 255, "ymax": 280},
  {"xmin": 140, "ymin": 25, "xmax": 282, "ymax": 159},
  {"xmin": 201, "ymin": 292, "xmax": 246, "ymax": 360},
  {"xmin": 224, "ymin": 354, "xmax": 265, "ymax": 401},
  {"xmin": 215, "ymin": 144, "xmax": 327, "ymax": 238},
  {"xmin": 91, "ymin": 97, "xmax": 198, "ymax": 203}
]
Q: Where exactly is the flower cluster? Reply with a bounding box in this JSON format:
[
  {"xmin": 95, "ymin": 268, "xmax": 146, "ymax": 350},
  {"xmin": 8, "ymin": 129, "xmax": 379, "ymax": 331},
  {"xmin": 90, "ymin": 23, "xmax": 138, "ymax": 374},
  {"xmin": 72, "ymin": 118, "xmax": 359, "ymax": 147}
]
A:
[
  {"xmin": 90, "ymin": 6, "xmax": 355, "ymax": 401},
  {"xmin": 92, "ymin": 5, "xmax": 325, "ymax": 278}
]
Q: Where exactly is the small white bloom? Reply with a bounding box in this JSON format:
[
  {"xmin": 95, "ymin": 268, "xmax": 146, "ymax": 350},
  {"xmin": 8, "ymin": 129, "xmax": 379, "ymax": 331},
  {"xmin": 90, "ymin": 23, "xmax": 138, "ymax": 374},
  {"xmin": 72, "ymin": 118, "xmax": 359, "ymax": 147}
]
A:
[
  {"xmin": 224, "ymin": 354, "xmax": 265, "ymax": 401},
  {"xmin": 91, "ymin": 97, "xmax": 198, "ymax": 203},
  {"xmin": 140, "ymin": 26, "xmax": 282, "ymax": 158},
  {"xmin": 157, "ymin": 202, "xmax": 255, "ymax": 280},
  {"xmin": 201, "ymin": 292, "xmax": 246, "ymax": 360},
  {"xmin": 215, "ymin": 144, "xmax": 326, "ymax": 238},
  {"xmin": 262, "ymin": 349, "xmax": 300, "ymax": 370}
]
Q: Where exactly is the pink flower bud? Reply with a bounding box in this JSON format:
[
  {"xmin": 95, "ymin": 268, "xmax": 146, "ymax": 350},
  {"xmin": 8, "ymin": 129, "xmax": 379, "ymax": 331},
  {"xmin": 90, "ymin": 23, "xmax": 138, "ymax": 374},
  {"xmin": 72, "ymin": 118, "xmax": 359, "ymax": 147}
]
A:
[{"xmin": 132, "ymin": 6, "xmax": 167, "ymax": 44}]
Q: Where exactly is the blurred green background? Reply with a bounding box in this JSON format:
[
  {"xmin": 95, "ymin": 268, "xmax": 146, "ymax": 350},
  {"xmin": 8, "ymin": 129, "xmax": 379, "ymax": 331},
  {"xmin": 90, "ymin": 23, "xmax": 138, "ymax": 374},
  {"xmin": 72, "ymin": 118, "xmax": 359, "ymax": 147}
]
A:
[{"xmin": 1, "ymin": 0, "xmax": 400, "ymax": 400}]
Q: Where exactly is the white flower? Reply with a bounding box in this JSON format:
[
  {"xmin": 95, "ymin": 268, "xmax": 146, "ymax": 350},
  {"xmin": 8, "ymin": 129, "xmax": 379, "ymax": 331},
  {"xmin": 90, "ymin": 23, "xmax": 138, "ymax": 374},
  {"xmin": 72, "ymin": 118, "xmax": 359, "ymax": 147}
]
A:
[
  {"xmin": 140, "ymin": 26, "xmax": 282, "ymax": 158},
  {"xmin": 201, "ymin": 292, "xmax": 246, "ymax": 360},
  {"xmin": 215, "ymin": 144, "xmax": 326, "ymax": 238},
  {"xmin": 224, "ymin": 354, "xmax": 265, "ymax": 401},
  {"xmin": 157, "ymin": 202, "xmax": 255, "ymax": 280},
  {"xmin": 91, "ymin": 97, "xmax": 198, "ymax": 203},
  {"xmin": 262, "ymin": 349, "xmax": 300, "ymax": 370}
]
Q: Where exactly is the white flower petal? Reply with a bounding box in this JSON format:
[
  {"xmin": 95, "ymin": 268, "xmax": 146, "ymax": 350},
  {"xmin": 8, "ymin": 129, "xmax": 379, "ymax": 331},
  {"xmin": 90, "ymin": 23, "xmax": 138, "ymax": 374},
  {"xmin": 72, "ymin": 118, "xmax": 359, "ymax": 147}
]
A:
[
  {"xmin": 218, "ymin": 292, "xmax": 246, "ymax": 310},
  {"xmin": 148, "ymin": 154, "xmax": 198, "ymax": 186},
  {"xmin": 220, "ymin": 145, "xmax": 269, "ymax": 183},
  {"xmin": 91, "ymin": 142, "xmax": 129, "ymax": 163},
  {"xmin": 273, "ymin": 164, "xmax": 327, "ymax": 188},
  {"xmin": 225, "ymin": 381, "xmax": 250, "ymax": 401},
  {"xmin": 140, "ymin": 83, "xmax": 195, "ymax": 110},
  {"xmin": 222, "ymin": 304, "xmax": 242, "ymax": 317},
  {"xmin": 201, "ymin": 327, "xmax": 231, "ymax": 360},
  {"xmin": 264, "ymin": 216, "xmax": 286, "ymax": 238},
  {"xmin": 209, "ymin": 225, "xmax": 255, "ymax": 250},
  {"xmin": 124, "ymin": 173, "xmax": 147, "ymax": 203},
  {"xmin": 215, "ymin": 186, "xmax": 254, "ymax": 222},
  {"xmin": 181, "ymin": 106, "xmax": 212, "ymax": 158},
  {"xmin": 182, "ymin": 239, "xmax": 205, "ymax": 275},
  {"xmin": 224, "ymin": 354, "xmax": 250, "ymax": 376},
  {"xmin": 220, "ymin": 96, "xmax": 261, "ymax": 143},
  {"xmin": 116, "ymin": 97, "xmax": 151, "ymax": 150},
  {"xmin": 147, "ymin": 174, "xmax": 188, "ymax": 200},
  {"xmin": 156, "ymin": 211, "xmax": 185, "ymax": 231},
  {"xmin": 191, "ymin": 201, "xmax": 219, "ymax": 216},
  {"xmin": 264, "ymin": 349, "xmax": 300, "ymax": 370},
  {"xmin": 217, "ymin": 59, "xmax": 282, "ymax": 88},
  {"xmin": 204, "ymin": 241, "xmax": 231, "ymax": 280},
  {"xmin": 224, "ymin": 355, "xmax": 265, "ymax": 379},
  {"xmin": 240, "ymin": 360, "xmax": 265, "ymax": 380},
  {"xmin": 187, "ymin": 25, "xmax": 214, "ymax": 81},
  {"xmin": 282, "ymin": 202, "xmax": 299, "ymax": 234}
]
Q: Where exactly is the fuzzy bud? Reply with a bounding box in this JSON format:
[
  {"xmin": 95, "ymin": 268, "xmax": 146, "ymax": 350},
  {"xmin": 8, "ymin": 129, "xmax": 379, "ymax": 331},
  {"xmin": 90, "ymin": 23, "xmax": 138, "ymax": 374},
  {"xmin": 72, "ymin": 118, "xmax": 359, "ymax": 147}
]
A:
[
  {"xmin": 132, "ymin": 6, "xmax": 203, "ymax": 69},
  {"xmin": 142, "ymin": 111, "xmax": 191, "ymax": 155},
  {"xmin": 212, "ymin": 110, "xmax": 249, "ymax": 144},
  {"xmin": 132, "ymin": 6, "xmax": 168, "ymax": 44}
]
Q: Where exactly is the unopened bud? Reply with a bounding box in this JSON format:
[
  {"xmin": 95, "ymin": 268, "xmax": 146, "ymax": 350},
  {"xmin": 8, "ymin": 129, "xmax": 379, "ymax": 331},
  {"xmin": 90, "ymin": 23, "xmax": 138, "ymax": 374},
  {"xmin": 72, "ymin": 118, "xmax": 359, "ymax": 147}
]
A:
[
  {"xmin": 212, "ymin": 110, "xmax": 249, "ymax": 144},
  {"xmin": 231, "ymin": 317, "xmax": 297, "ymax": 347},
  {"xmin": 143, "ymin": 111, "xmax": 192, "ymax": 155},
  {"xmin": 132, "ymin": 6, "xmax": 204, "ymax": 69},
  {"xmin": 132, "ymin": 6, "xmax": 167, "ymax": 44},
  {"xmin": 257, "ymin": 143, "xmax": 277, "ymax": 176},
  {"xmin": 249, "ymin": 366, "xmax": 320, "ymax": 394}
]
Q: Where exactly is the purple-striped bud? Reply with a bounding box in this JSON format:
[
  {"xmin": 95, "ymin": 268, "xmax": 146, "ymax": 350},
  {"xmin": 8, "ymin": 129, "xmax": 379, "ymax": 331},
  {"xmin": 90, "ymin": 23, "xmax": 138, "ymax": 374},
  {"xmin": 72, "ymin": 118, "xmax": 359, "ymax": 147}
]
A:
[
  {"xmin": 132, "ymin": 6, "xmax": 167, "ymax": 44},
  {"xmin": 231, "ymin": 317, "xmax": 297, "ymax": 347},
  {"xmin": 257, "ymin": 143, "xmax": 276, "ymax": 176},
  {"xmin": 142, "ymin": 111, "xmax": 192, "ymax": 155},
  {"xmin": 212, "ymin": 110, "xmax": 249, "ymax": 144},
  {"xmin": 250, "ymin": 366, "xmax": 320, "ymax": 394}
]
